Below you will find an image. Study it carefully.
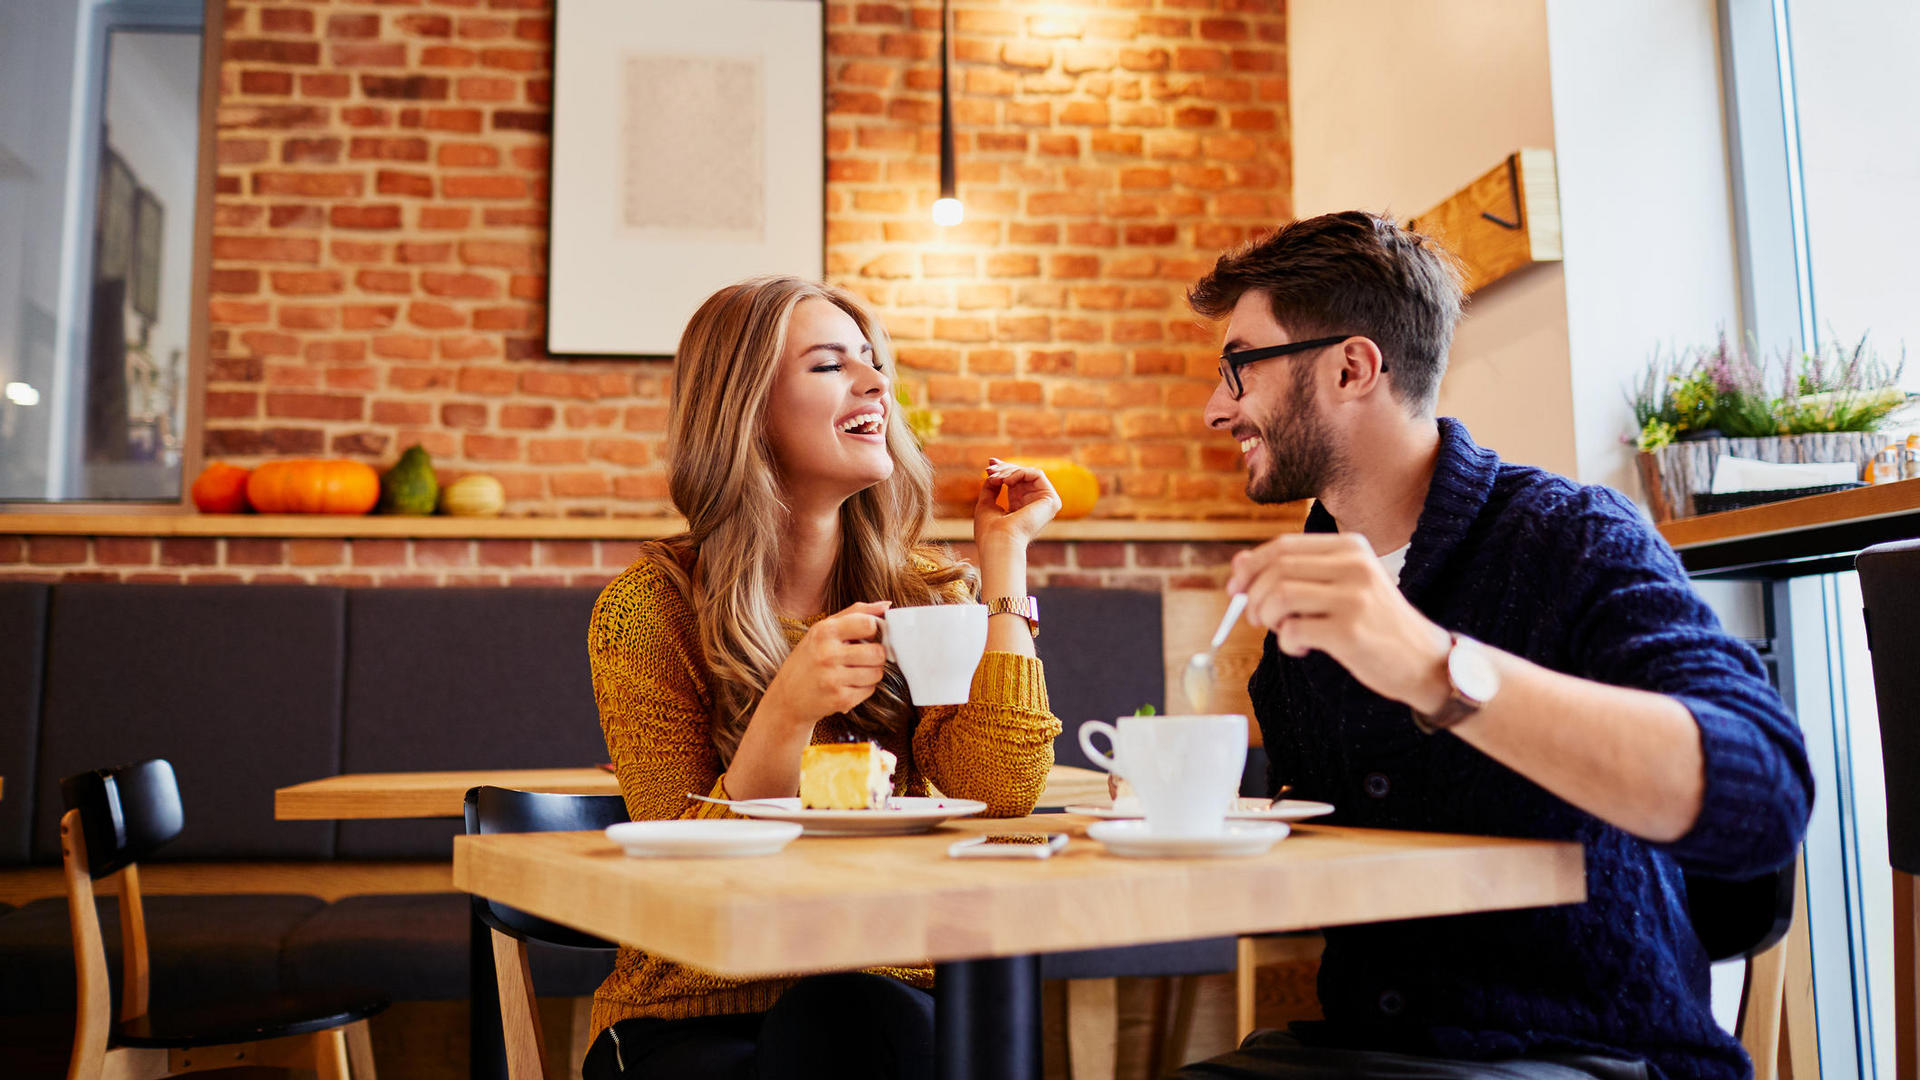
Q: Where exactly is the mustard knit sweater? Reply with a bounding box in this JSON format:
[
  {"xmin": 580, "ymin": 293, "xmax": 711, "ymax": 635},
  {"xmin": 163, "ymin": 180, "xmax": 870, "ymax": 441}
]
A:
[{"xmin": 586, "ymin": 552, "xmax": 1061, "ymax": 1032}]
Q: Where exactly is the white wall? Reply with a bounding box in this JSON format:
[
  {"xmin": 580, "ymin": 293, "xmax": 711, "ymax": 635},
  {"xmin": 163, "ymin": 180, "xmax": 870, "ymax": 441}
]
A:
[
  {"xmin": 1545, "ymin": 0, "xmax": 1744, "ymax": 497},
  {"xmin": 1291, "ymin": 0, "xmax": 1743, "ymax": 496},
  {"xmin": 1290, "ymin": 0, "xmax": 1576, "ymax": 476}
]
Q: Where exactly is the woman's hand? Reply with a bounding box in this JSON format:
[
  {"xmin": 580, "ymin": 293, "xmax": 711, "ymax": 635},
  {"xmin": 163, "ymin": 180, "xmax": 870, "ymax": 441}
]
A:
[
  {"xmin": 760, "ymin": 601, "xmax": 893, "ymax": 726},
  {"xmin": 973, "ymin": 458, "xmax": 1062, "ymax": 553}
]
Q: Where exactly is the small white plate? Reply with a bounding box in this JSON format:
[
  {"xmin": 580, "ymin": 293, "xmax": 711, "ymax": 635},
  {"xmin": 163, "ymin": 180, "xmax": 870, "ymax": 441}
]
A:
[
  {"xmin": 605, "ymin": 820, "xmax": 803, "ymax": 858},
  {"xmin": 728, "ymin": 796, "xmax": 988, "ymax": 836},
  {"xmin": 1065, "ymin": 797, "xmax": 1335, "ymax": 824},
  {"xmin": 1087, "ymin": 819, "xmax": 1290, "ymax": 858}
]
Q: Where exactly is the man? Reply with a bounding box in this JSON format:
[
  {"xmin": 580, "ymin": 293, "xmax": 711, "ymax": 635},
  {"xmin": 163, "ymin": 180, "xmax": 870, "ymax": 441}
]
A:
[{"xmin": 1176, "ymin": 212, "xmax": 1811, "ymax": 1080}]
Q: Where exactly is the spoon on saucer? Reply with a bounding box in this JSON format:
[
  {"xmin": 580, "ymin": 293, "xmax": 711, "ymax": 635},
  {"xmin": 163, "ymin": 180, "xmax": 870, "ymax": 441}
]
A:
[{"xmin": 1181, "ymin": 592, "xmax": 1249, "ymax": 711}]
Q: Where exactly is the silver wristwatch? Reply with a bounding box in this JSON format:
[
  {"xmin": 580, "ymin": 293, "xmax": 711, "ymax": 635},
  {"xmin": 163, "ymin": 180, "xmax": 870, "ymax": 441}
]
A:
[{"xmin": 1411, "ymin": 633, "xmax": 1499, "ymax": 734}]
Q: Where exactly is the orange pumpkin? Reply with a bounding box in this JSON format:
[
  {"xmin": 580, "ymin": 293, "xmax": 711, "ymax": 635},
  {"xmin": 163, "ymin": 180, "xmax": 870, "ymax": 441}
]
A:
[
  {"xmin": 189, "ymin": 463, "xmax": 253, "ymax": 513},
  {"xmin": 996, "ymin": 457, "xmax": 1100, "ymax": 519},
  {"xmin": 245, "ymin": 459, "xmax": 381, "ymax": 515}
]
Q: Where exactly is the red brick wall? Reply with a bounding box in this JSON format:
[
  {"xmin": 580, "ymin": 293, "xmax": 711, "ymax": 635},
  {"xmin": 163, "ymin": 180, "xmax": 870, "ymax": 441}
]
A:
[{"xmin": 203, "ymin": 0, "xmax": 1292, "ymax": 521}]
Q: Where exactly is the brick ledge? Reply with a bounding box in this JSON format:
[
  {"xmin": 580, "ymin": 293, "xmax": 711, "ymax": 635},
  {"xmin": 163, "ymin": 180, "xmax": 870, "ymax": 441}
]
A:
[{"xmin": 0, "ymin": 511, "xmax": 1302, "ymax": 543}]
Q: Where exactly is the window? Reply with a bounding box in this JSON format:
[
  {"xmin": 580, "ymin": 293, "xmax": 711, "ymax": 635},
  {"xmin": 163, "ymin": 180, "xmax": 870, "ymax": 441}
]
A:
[
  {"xmin": 1721, "ymin": 2, "xmax": 1918, "ymax": 1077},
  {"xmin": 0, "ymin": 0, "xmax": 214, "ymax": 503}
]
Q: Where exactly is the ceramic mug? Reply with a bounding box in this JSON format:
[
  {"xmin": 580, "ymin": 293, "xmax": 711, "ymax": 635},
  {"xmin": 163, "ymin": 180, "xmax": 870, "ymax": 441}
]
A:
[
  {"xmin": 1078, "ymin": 714, "xmax": 1247, "ymax": 836},
  {"xmin": 880, "ymin": 604, "xmax": 988, "ymax": 706}
]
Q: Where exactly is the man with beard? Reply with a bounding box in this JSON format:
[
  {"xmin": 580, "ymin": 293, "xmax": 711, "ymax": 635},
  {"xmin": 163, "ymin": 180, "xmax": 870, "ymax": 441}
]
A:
[{"xmin": 1171, "ymin": 212, "xmax": 1811, "ymax": 1080}]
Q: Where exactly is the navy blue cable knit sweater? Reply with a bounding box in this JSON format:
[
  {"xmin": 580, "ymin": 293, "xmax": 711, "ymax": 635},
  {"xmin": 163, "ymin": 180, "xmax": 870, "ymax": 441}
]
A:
[{"xmin": 1256, "ymin": 418, "xmax": 1813, "ymax": 1080}]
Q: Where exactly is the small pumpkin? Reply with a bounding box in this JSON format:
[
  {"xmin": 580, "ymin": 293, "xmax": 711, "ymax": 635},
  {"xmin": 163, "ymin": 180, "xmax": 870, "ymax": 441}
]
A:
[
  {"xmin": 439, "ymin": 475, "xmax": 505, "ymax": 517},
  {"xmin": 245, "ymin": 459, "xmax": 381, "ymax": 515},
  {"xmin": 190, "ymin": 463, "xmax": 253, "ymax": 513},
  {"xmin": 995, "ymin": 457, "xmax": 1100, "ymax": 519}
]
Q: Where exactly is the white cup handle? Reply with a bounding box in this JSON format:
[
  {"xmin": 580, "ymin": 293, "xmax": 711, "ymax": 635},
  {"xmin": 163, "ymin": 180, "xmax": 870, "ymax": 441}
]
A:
[
  {"xmin": 1078, "ymin": 720, "xmax": 1121, "ymax": 775},
  {"xmin": 875, "ymin": 614, "xmax": 897, "ymax": 665}
]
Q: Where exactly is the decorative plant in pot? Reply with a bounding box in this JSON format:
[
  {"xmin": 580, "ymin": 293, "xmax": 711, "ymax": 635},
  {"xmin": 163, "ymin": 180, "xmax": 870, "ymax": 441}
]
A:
[{"xmin": 1629, "ymin": 332, "xmax": 1911, "ymax": 521}]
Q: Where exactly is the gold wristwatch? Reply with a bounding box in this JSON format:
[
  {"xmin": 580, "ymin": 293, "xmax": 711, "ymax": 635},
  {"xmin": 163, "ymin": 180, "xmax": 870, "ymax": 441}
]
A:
[{"xmin": 985, "ymin": 595, "xmax": 1040, "ymax": 638}]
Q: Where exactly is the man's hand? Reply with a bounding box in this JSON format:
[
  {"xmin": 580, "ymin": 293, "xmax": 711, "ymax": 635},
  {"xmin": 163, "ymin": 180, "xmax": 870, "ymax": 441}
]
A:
[{"xmin": 1227, "ymin": 533, "xmax": 1453, "ymax": 714}]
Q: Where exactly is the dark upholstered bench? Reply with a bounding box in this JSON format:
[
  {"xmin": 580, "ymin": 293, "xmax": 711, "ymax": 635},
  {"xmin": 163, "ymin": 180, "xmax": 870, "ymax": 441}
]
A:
[
  {"xmin": 0, "ymin": 581, "xmax": 609, "ymax": 1017},
  {"xmin": 0, "ymin": 580, "xmax": 1242, "ymax": 1026}
]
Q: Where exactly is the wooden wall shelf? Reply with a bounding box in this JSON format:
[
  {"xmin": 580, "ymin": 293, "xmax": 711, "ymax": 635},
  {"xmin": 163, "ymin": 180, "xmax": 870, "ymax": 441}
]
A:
[
  {"xmin": 1409, "ymin": 148, "xmax": 1561, "ymax": 295},
  {"xmin": 0, "ymin": 511, "xmax": 1304, "ymax": 544},
  {"xmin": 1659, "ymin": 478, "xmax": 1920, "ymax": 577}
]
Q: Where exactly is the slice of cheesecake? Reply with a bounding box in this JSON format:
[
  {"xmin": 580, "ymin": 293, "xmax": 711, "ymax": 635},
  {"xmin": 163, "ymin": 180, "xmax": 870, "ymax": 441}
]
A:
[{"xmin": 799, "ymin": 742, "xmax": 898, "ymax": 810}]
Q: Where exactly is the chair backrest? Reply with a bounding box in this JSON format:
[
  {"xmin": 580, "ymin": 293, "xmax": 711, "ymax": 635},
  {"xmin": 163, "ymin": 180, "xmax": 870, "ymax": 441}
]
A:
[
  {"xmin": 59, "ymin": 758, "xmax": 183, "ymax": 881},
  {"xmin": 1857, "ymin": 538, "xmax": 1920, "ymax": 873},
  {"xmin": 1683, "ymin": 863, "xmax": 1796, "ymax": 962},
  {"xmin": 463, "ymin": 786, "xmax": 627, "ymax": 949},
  {"xmin": 1032, "ymin": 586, "xmax": 1165, "ymax": 770}
]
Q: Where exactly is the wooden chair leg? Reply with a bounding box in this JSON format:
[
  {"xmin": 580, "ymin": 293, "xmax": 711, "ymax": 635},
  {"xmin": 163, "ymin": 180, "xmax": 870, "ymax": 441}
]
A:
[
  {"xmin": 568, "ymin": 997, "xmax": 597, "ymax": 1080},
  {"xmin": 346, "ymin": 1018, "xmax": 378, "ymax": 1080},
  {"xmin": 1894, "ymin": 870, "xmax": 1917, "ymax": 1080},
  {"xmin": 1234, "ymin": 938, "xmax": 1257, "ymax": 1046},
  {"xmin": 1739, "ymin": 938, "xmax": 1788, "ymax": 1080},
  {"xmin": 493, "ymin": 927, "xmax": 550, "ymax": 1080},
  {"xmin": 1781, "ymin": 857, "xmax": 1817, "ymax": 1080},
  {"xmin": 1157, "ymin": 975, "xmax": 1201, "ymax": 1077},
  {"xmin": 1064, "ymin": 977, "xmax": 1117, "ymax": 1080},
  {"xmin": 312, "ymin": 1028, "xmax": 352, "ymax": 1080}
]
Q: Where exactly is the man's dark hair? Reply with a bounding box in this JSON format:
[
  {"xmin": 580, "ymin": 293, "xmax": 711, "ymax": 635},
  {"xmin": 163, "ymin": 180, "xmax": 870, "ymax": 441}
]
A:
[{"xmin": 1187, "ymin": 211, "xmax": 1466, "ymax": 411}]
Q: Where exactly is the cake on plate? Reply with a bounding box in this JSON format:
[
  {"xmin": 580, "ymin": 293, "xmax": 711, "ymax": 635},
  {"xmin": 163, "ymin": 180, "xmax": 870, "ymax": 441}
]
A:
[{"xmin": 800, "ymin": 741, "xmax": 897, "ymax": 810}]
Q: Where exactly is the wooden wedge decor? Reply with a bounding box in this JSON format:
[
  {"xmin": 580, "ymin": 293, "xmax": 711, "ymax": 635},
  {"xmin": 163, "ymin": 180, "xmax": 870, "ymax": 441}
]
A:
[{"xmin": 1409, "ymin": 149, "xmax": 1561, "ymax": 295}]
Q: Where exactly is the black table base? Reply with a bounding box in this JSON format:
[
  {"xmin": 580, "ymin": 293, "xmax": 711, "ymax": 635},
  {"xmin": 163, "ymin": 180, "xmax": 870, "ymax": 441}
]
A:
[{"xmin": 935, "ymin": 955, "xmax": 1043, "ymax": 1080}]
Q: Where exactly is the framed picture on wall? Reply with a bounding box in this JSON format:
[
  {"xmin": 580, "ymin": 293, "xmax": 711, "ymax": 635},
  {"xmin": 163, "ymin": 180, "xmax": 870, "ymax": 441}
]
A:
[
  {"xmin": 547, "ymin": 0, "xmax": 823, "ymax": 356},
  {"xmin": 131, "ymin": 185, "xmax": 164, "ymax": 321},
  {"xmin": 95, "ymin": 149, "xmax": 137, "ymax": 287}
]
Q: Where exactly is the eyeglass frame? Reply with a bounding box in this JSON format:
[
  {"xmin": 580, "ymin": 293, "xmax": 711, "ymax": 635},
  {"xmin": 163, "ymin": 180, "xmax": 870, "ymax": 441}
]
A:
[{"xmin": 1216, "ymin": 334, "xmax": 1384, "ymax": 400}]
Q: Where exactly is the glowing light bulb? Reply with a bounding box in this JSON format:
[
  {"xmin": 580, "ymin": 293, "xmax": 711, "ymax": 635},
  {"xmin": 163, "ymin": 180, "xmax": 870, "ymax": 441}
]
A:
[
  {"xmin": 4, "ymin": 382, "xmax": 38, "ymax": 407},
  {"xmin": 931, "ymin": 197, "xmax": 964, "ymax": 227}
]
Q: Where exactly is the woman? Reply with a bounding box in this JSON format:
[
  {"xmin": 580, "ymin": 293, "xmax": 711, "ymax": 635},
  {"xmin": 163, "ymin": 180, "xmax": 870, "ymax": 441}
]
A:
[{"xmin": 584, "ymin": 276, "xmax": 1063, "ymax": 1079}]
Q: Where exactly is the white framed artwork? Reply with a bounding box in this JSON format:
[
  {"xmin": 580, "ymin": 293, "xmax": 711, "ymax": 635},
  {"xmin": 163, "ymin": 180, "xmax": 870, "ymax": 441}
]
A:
[{"xmin": 548, "ymin": 0, "xmax": 823, "ymax": 356}]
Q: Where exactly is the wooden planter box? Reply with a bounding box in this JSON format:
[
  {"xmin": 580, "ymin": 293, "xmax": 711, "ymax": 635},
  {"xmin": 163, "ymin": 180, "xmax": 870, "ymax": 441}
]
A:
[{"xmin": 1635, "ymin": 433, "xmax": 1883, "ymax": 522}]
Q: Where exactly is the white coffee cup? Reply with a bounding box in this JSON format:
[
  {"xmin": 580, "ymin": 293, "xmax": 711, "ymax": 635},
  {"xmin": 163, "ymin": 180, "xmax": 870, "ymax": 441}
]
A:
[
  {"xmin": 881, "ymin": 604, "xmax": 989, "ymax": 706},
  {"xmin": 1078, "ymin": 714, "xmax": 1247, "ymax": 836}
]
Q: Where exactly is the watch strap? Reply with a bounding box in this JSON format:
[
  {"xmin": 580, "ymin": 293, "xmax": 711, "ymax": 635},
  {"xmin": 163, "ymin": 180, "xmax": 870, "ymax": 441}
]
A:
[{"xmin": 985, "ymin": 595, "xmax": 1040, "ymax": 638}]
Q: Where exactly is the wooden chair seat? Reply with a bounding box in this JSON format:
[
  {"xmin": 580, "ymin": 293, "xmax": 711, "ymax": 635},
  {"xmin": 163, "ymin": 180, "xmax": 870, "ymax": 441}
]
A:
[{"xmin": 114, "ymin": 990, "xmax": 385, "ymax": 1049}]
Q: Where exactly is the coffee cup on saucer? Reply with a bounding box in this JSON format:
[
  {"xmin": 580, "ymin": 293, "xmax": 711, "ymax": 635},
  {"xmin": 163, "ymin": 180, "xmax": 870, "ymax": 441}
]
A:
[{"xmin": 1077, "ymin": 714, "xmax": 1247, "ymax": 836}]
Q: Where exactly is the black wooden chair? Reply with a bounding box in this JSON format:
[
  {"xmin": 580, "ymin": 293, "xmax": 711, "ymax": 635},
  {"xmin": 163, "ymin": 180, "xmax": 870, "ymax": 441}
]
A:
[
  {"xmin": 1857, "ymin": 538, "xmax": 1920, "ymax": 1077},
  {"xmin": 58, "ymin": 758, "xmax": 385, "ymax": 1079},
  {"xmin": 1685, "ymin": 863, "xmax": 1797, "ymax": 1080},
  {"xmin": 464, "ymin": 786, "xmax": 628, "ymax": 1080}
]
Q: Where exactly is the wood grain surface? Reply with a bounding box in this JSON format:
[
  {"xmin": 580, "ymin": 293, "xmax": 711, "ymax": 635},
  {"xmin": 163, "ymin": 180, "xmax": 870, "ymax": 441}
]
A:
[
  {"xmin": 276, "ymin": 765, "xmax": 1114, "ymax": 821},
  {"xmin": 452, "ymin": 818, "xmax": 1584, "ymax": 977}
]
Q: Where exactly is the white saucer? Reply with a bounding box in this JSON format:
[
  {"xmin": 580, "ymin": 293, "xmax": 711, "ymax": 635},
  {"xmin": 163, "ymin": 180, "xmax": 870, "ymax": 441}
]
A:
[
  {"xmin": 1086, "ymin": 819, "xmax": 1290, "ymax": 858},
  {"xmin": 1065, "ymin": 797, "xmax": 1335, "ymax": 823},
  {"xmin": 728, "ymin": 796, "xmax": 988, "ymax": 836},
  {"xmin": 605, "ymin": 820, "xmax": 803, "ymax": 857}
]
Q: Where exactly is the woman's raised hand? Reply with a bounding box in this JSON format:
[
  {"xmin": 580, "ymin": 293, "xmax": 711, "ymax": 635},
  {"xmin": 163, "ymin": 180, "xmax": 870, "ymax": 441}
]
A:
[
  {"xmin": 974, "ymin": 458, "xmax": 1062, "ymax": 552},
  {"xmin": 763, "ymin": 601, "xmax": 893, "ymax": 725}
]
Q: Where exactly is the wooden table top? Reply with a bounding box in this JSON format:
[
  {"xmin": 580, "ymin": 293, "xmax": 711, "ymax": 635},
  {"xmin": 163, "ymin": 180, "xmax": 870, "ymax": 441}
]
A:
[
  {"xmin": 451, "ymin": 818, "xmax": 1585, "ymax": 977},
  {"xmin": 275, "ymin": 765, "xmax": 1114, "ymax": 821}
]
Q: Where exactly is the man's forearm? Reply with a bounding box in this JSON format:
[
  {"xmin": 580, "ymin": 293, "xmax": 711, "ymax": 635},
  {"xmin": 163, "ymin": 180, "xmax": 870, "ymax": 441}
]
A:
[{"xmin": 1438, "ymin": 648, "xmax": 1706, "ymax": 843}]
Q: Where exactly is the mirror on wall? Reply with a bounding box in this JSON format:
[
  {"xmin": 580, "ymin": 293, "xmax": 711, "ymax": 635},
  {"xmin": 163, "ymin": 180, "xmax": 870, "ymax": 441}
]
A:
[{"xmin": 0, "ymin": 0, "xmax": 210, "ymax": 503}]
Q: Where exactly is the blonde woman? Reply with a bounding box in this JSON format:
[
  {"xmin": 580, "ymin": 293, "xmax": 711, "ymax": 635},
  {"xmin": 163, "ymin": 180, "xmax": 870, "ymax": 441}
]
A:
[{"xmin": 584, "ymin": 276, "xmax": 1063, "ymax": 1079}]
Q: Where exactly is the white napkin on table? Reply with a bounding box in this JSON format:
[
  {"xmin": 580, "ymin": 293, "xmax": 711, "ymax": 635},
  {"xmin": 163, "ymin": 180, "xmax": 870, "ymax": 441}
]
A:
[{"xmin": 1709, "ymin": 455, "xmax": 1860, "ymax": 494}]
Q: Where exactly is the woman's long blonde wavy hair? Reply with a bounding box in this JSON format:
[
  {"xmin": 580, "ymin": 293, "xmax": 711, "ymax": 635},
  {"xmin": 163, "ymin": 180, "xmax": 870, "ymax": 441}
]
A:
[{"xmin": 644, "ymin": 276, "xmax": 975, "ymax": 764}]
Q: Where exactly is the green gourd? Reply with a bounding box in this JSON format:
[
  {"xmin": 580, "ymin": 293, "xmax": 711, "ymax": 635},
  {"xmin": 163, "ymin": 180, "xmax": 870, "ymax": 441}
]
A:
[{"xmin": 379, "ymin": 444, "xmax": 439, "ymax": 515}]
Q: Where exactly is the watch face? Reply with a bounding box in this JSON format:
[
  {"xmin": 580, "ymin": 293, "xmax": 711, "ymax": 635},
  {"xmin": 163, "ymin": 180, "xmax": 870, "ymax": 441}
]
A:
[{"xmin": 1448, "ymin": 640, "xmax": 1500, "ymax": 704}]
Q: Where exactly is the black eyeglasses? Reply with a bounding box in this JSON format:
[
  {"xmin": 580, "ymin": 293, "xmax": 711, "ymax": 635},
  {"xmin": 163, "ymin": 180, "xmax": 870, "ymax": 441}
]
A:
[{"xmin": 1218, "ymin": 335, "xmax": 1379, "ymax": 399}]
